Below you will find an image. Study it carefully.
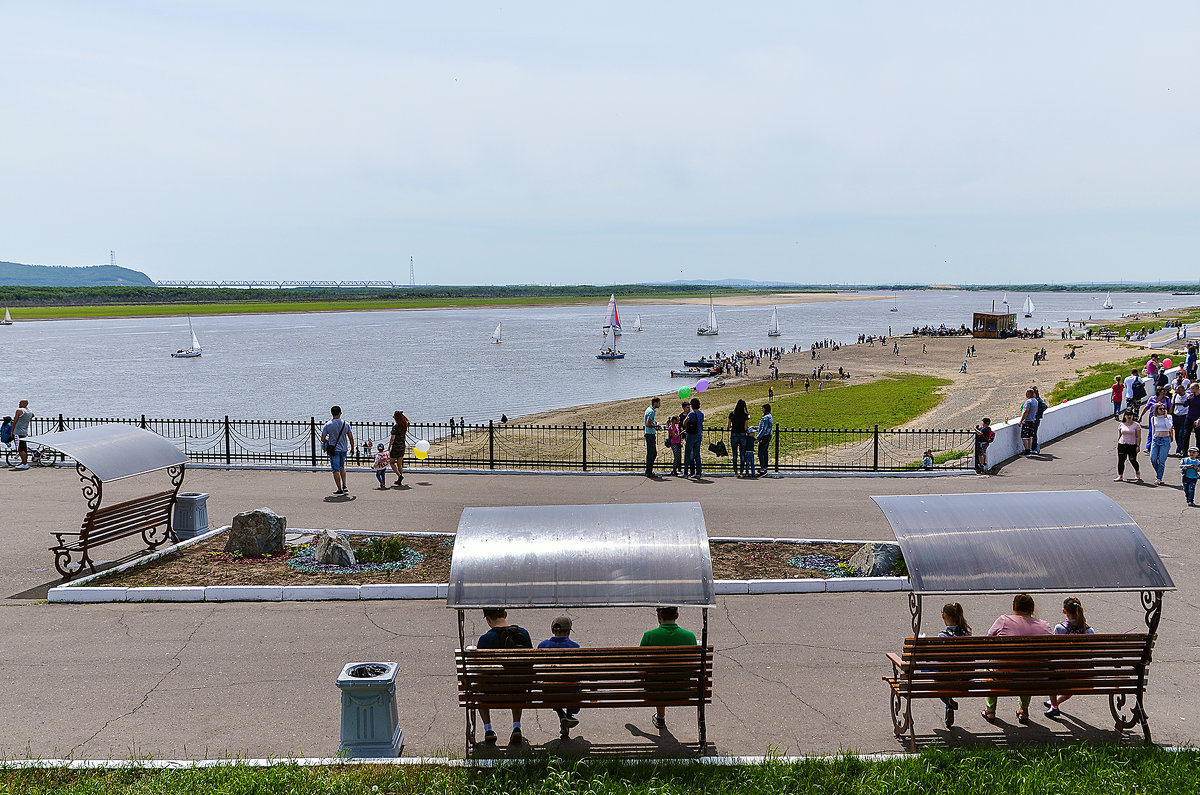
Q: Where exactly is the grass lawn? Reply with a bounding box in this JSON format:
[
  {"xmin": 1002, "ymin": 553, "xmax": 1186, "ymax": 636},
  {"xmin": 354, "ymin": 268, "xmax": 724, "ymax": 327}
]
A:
[
  {"xmin": 4, "ymin": 746, "xmax": 1198, "ymax": 794},
  {"xmin": 672, "ymin": 374, "xmax": 952, "ymax": 432},
  {"xmin": 1048, "ymin": 353, "xmax": 1189, "ymax": 404}
]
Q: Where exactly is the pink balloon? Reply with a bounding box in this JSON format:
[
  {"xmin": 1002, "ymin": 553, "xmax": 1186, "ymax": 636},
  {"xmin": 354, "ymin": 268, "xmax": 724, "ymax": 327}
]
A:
[
  {"xmin": 1164, "ymin": 358, "xmax": 1173, "ymax": 369},
  {"xmin": 695, "ymin": 378, "xmax": 710, "ymax": 393}
]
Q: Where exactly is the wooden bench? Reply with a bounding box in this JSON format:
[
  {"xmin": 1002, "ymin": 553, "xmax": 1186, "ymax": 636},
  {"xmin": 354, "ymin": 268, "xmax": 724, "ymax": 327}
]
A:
[
  {"xmin": 50, "ymin": 489, "xmax": 179, "ymax": 578},
  {"xmin": 885, "ymin": 634, "xmax": 1155, "ymax": 749},
  {"xmin": 456, "ymin": 645, "xmax": 713, "ymax": 753}
]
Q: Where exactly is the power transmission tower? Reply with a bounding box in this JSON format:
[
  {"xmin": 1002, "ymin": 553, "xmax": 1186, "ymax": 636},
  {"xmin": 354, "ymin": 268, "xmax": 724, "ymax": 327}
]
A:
[
  {"xmin": 110, "ymin": 250, "xmax": 116, "ymax": 267},
  {"xmin": 409, "ymin": 256, "xmax": 415, "ymax": 286}
]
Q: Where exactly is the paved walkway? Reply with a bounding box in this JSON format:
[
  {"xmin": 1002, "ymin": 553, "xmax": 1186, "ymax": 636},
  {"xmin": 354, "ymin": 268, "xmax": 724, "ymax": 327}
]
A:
[{"xmin": 1, "ymin": 420, "xmax": 1197, "ymax": 759}]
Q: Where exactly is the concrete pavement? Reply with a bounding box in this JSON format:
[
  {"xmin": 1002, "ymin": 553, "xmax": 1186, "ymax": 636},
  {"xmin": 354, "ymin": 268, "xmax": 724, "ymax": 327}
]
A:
[{"xmin": 1, "ymin": 420, "xmax": 1198, "ymax": 759}]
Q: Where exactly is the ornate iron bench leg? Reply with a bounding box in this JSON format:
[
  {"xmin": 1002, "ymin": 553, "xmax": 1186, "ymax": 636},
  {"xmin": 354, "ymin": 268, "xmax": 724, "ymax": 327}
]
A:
[
  {"xmin": 698, "ymin": 703, "xmax": 708, "ymax": 755},
  {"xmin": 890, "ymin": 688, "xmax": 914, "ymax": 750},
  {"xmin": 1136, "ymin": 695, "xmax": 1151, "ymax": 743}
]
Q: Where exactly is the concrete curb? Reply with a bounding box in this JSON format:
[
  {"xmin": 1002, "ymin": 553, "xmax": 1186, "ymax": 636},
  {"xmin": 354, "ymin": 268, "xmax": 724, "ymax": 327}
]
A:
[{"xmin": 49, "ymin": 527, "xmax": 909, "ymax": 604}]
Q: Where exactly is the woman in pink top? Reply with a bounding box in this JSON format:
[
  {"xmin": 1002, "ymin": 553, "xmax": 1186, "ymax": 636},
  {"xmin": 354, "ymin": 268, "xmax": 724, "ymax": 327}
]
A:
[
  {"xmin": 981, "ymin": 593, "xmax": 1052, "ymax": 724},
  {"xmin": 1115, "ymin": 409, "xmax": 1143, "ymax": 483}
]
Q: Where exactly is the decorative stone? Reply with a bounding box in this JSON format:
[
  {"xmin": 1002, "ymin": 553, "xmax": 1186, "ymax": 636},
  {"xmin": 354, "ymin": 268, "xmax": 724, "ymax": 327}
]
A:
[
  {"xmin": 224, "ymin": 507, "xmax": 286, "ymax": 557},
  {"xmin": 314, "ymin": 530, "xmax": 357, "ymax": 567},
  {"xmin": 849, "ymin": 542, "xmax": 902, "ymax": 577}
]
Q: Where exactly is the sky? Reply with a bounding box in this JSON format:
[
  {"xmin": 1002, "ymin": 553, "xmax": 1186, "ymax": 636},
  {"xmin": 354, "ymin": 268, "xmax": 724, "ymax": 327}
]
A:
[{"xmin": 1, "ymin": 2, "xmax": 1197, "ymax": 285}]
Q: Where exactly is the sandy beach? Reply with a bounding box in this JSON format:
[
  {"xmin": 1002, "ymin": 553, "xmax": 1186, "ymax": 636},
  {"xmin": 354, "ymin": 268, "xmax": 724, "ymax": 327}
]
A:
[{"xmin": 516, "ymin": 306, "xmax": 1197, "ymax": 432}]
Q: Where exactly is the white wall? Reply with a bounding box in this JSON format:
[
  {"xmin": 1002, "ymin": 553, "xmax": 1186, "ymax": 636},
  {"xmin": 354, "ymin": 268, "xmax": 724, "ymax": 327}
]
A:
[{"xmin": 984, "ymin": 367, "xmax": 1181, "ymax": 469}]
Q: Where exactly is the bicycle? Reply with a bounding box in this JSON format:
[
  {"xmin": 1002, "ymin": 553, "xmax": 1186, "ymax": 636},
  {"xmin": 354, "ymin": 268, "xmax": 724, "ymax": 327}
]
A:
[{"xmin": 4, "ymin": 441, "xmax": 58, "ymax": 468}]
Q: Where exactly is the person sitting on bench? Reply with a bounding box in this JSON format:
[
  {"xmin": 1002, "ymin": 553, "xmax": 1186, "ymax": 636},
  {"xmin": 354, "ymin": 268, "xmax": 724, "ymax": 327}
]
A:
[
  {"xmin": 475, "ymin": 608, "xmax": 531, "ymax": 744},
  {"xmin": 538, "ymin": 615, "xmax": 581, "ymax": 734},
  {"xmin": 639, "ymin": 606, "xmax": 697, "ymax": 730}
]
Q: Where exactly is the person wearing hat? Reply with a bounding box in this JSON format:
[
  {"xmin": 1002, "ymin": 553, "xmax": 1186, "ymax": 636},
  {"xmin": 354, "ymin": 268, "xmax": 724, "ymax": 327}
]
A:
[
  {"xmin": 1180, "ymin": 446, "xmax": 1200, "ymax": 506},
  {"xmin": 538, "ymin": 616, "xmax": 581, "ymax": 733}
]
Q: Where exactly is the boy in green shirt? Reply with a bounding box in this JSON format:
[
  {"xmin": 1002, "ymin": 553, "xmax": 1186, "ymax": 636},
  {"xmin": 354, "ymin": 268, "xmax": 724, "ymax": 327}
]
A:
[{"xmin": 639, "ymin": 606, "xmax": 697, "ymax": 729}]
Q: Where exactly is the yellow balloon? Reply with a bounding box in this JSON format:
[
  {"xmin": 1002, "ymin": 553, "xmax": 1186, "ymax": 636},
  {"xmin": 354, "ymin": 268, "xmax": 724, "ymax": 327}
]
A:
[{"xmin": 414, "ymin": 448, "xmax": 428, "ymax": 460}]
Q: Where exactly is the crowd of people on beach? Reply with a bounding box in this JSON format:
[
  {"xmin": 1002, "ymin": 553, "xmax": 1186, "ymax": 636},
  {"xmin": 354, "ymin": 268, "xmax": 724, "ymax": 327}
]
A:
[{"xmin": 912, "ymin": 324, "xmax": 971, "ymax": 337}]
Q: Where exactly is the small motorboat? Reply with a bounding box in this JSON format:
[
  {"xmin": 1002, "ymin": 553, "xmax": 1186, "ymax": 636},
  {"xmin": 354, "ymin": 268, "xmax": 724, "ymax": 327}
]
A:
[
  {"xmin": 597, "ymin": 349, "xmax": 626, "ymax": 360},
  {"xmin": 682, "ymin": 359, "xmax": 717, "ymax": 368},
  {"xmin": 671, "ymin": 368, "xmax": 720, "ymax": 378}
]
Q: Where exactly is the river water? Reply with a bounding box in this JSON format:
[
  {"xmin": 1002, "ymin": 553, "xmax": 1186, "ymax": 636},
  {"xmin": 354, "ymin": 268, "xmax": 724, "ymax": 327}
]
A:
[{"xmin": 0, "ymin": 290, "xmax": 1192, "ymax": 425}]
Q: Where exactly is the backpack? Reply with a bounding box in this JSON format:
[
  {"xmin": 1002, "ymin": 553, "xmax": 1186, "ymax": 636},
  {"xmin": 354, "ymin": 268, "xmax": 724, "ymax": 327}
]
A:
[
  {"xmin": 0, "ymin": 421, "xmax": 11, "ymax": 444},
  {"xmin": 684, "ymin": 412, "xmax": 698, "ymax": 435},
  {"xmin": 1035, "ymin": 398, "xmax": 1047, "ymax": 420},
  {"xmin": 500, "ymin": 625, "xmax": 532, "ymax": 649},
  {"xmin": 1132, "ymin": 379, "xmax": 1147, "ymax": 401}
]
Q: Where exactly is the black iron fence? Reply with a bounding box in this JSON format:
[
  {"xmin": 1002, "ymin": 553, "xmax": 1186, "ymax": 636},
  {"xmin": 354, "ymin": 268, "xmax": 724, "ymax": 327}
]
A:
[{"xmin": 27, "ymin": 415, "xmax": 975, "ymax": 473}]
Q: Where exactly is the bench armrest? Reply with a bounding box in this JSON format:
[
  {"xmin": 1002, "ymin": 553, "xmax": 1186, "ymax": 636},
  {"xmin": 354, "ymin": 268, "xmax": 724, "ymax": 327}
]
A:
[{"xmin": 885, "ymin": 652, "xmax": 905, "ymax": 677}]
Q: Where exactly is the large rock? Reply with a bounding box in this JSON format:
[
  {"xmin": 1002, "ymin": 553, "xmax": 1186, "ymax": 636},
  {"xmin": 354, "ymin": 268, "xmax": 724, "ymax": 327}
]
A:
[
  {"xmin": 849, "ymin": 542, "xmax": 902, "ymax": 577},
  {"xmin": 224, "ymin": 507, "xmax": 286, "ymax": 557},
  {"xmin": 314, "ymin": 530, "xmax": 357, "ymax": 567}
]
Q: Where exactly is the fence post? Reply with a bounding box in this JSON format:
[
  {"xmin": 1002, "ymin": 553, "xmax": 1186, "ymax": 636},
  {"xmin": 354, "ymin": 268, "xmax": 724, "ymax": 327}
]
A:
[
  {"xmin": 774, "ymin": 428, "xmax": 780, "ymax": 472},
  {"xmin": 58, "ymin": 413, "xmax": 65, "ymax": 432},
  {"xmin": 581, "ymin": 422, "xmax": 588, "ymax": 471},
  {"xmin": 488, "ymin": 420, "xmax": 495, "ymax": 470},
  {"xmin": 140, "ymin": 414, "xmax": 147, "ymax": 429},
  {"xmin": 310, "ymin": 417, "xmax": 317, "ymax": 467},
  {"xmin": 224, "ymin": 415, "xmax": 232, "ymax": 465},
  {"xmin": 873, "ymin": 424, "xmax": 880, "ymax": 471}
]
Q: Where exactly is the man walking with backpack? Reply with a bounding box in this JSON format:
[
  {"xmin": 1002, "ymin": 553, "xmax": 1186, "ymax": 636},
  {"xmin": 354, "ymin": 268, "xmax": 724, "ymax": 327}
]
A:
[
  {"xmin": 320, "ymin": 406, "xmax": 355, "ymax": 495},
  {"xmin": 475, "ymin": 609, "xmax": 532, "ymax": 744}
]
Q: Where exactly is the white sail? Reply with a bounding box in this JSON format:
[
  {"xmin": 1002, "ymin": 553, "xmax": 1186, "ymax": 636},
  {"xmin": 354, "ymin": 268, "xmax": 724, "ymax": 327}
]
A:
[
  {"xmin": 1002, "ymin": 291, "xmax": 1009, "ymax": 306},
  {"xmin": 698, "ymin": 295, "xmax": 718, "ymax": 335},
  {"xmin": 603, "ymin": 294, "xmax": 622, "ymax": 336},
  {"xmin": 1023, "ymin": 297, "xmax": 1034, "ymax": 316},
  {"xmin": 173, "ymin": 315, "xmax": 202, "ymax": 357},
  {"xmin": 768, "ymin": 306, "xmax": 781, "ymax": 336},
  {"xmin": 1103, "ymin": 292, "xmax": 1114, "ymax": 309},
  {"xmin": 491, "ymin": 322, "xmax": 502, "ymax": 343},
  {"xmin": 0, "ymin": 307, "xmax": 11, "ymax": 324},
  {"xmin": 188, "ymin": 316, "xmax": 201, "ymax": 351},
  {"xmin": 633, "ymin": 314, "xmax": 642, "ymax": 331}
]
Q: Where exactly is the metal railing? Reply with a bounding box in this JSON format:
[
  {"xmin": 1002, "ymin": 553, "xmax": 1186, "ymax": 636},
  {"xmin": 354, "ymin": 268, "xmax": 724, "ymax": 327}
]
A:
[{"xmin": 28, "ymin": 415, "xmax": 975, "ymax": 473}]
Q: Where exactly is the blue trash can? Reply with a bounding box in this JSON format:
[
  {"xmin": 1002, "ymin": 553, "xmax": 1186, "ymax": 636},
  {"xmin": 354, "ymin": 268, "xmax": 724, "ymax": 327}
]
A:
[{"xmin": 173, "ymin": 492, "xmax": 210, "ymax": 540}]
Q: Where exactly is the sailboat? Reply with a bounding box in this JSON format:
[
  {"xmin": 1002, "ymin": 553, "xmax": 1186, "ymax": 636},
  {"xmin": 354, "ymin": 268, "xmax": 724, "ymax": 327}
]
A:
[
  {"xmin": 697, "ymin": 295, "xmax": 718, "ymax": 336},
  {"xmin": 491, "ymin": 322, "xmax": 502, "ymax": 344},
  {"xmin": 0, "ymin": 308, "xmax": 11, "ymax": 325},
  {"xmin": 1102, "ymin": 293, "xmax": 1114, "ymax": 310},
  {"xmin": 889, "ymin": 295, "xmax": 899, "ymax": 312},
  {"xmin": 596, "ymin": 294, "xmax": 625, "ymax": 359},
  {"xmin": 170, "ymin": 316, "xmax": 203, "ymax": 358},
  {"xmin": 633, "ymin": 314, "xmax": 643, "ymax": 332},
  {"xmin": 767, "ymin": 306, "xmax": 782, "ymax": 337},
  {"xmin": 1002, "ymin": 291, "xmax": 1009, "ymax": 309},
  {"xmin": 1023, "ymin": 296, "xmax": 1034, "ymax": 318}
]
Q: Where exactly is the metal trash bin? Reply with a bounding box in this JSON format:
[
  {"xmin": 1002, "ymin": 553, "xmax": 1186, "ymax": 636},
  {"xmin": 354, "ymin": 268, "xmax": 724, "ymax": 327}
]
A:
[
  {"xmin": 337, "ymin": 662, "xmax": 403, "ymax": 757},
  {"xmin": 173, "ymin": 492, "xmax": 210, "ymax": 540}
]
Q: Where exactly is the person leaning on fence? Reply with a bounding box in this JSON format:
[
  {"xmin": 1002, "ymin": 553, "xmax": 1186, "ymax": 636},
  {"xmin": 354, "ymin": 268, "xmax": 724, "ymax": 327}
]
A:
[
  {"xmin": 754, "ymin": 404, "xmax": 772, "ymax": 477},
  {"xmin": 973, "ymin": 418, "xmax": 994, "ymax": 474},
  {"xmin": 475, "ymin": 608, "xmax": 532, "ymax": 745},
  {"xmin": 639, "ymin": 606, "xmax": 698, "ymax": 730},
  {"xmin": 644, "ymin": 397, "xmax": 662, "ymax": 478},
  {"xmin": 538, "ymin": 616, "xmax": 581, "ymax": 734}
]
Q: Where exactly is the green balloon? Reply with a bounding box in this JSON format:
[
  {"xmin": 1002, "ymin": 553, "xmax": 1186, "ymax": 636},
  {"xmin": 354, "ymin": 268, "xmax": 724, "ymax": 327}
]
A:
[{"xmin": 678, "ymin": 386, "xmax": 691, "ymax": 399}]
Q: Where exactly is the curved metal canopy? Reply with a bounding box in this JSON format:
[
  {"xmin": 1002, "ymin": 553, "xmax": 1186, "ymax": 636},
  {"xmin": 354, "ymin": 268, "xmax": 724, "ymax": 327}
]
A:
[
  {"xmin": 25, "ymin": 425, "xmax": 187, "ymax": 482},
  {"xmin": 873, "ymin": 490, "xmax": 1174, "ymax": 595},
  {"xmin": 446, "ymin": 502, "xmax": 715, "ymax": 608}
]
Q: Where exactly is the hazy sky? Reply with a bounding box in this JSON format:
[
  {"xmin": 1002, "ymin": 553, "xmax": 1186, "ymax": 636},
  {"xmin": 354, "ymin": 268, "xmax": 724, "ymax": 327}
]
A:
[{"xmin": 2, "ymin": 3, "xmax": 1196, "ymax": 285}]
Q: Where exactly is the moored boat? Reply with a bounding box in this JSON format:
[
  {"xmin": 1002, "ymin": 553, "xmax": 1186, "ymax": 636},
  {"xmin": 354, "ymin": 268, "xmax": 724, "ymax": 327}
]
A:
[{"xmin": 671, "ymin": 368, "xmax": 719, "ymax": 378}]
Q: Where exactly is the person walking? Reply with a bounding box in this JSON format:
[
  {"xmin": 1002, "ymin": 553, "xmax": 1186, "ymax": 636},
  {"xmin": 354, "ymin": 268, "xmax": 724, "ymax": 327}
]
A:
[
  {"xmin": 1180, "ymin": 446, "xmax": 1200, "ymax": 506},
  {"xmin": 682, "ymin": 398, "xmax": 704, "ymax": 479},
  {"xmin": 387, "ymin": 410, "xmax": 410, "ymax": 487},
  {"xmin": 1115, "ymin": 409, "xmax": 1143, "ymax": 483},
  {"xmin": 9, "ymin": 399, "xmax": 33, "ymax": 470},
  {"xmin": 320, "ymin": 405, "xmax": 355, "ymax": 495},
  {"xmin": 1110, "ymin": 376, "xmax": 1125, "ymax": 419},
  {"xmin": 1184, "ymin": 383, "xmax": 1200, "ymax": 457},
  {"xmin": 727, "ymin": 399, "xmax": 751, "ymax": 477},
  {"xmin": 1174, "ymin": 383, "xmax": 1194, "ymax": 456},
  {"xmin": 644, "ymin": 397, "xmax": 661, "ymax": 478},
  {"xmin": 754, "ymin": 404, "xmax": 773, "ymax": 477},
  {"xmin": 1147, "ymin": 402, "xmax": 1174, "ymax": 485}
]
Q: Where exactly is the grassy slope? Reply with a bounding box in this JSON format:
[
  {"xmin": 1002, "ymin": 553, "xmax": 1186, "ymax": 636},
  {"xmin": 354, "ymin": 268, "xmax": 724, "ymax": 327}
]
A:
[
  {"xmin": 4, "ymin": 746, "xmax": 1199, "ymax": 794},
  {"xmin": 1048, "ymin": 353, "xmax": 1189, "ymax": 404}
]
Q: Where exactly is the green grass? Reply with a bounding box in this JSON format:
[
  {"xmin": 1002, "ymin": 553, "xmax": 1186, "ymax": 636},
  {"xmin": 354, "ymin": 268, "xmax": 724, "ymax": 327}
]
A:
[
  {"xmin": 1048, "ymin": 353, "xmax": 1188, "ymax": 404},
  {"xmin": 4, "ymin": 746, "xmax": 1199, "ymax": 794}
]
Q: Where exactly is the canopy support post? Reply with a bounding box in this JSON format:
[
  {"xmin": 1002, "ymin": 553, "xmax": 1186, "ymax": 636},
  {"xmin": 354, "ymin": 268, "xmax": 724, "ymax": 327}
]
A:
[
  {"xmin": 699, "ymin": 607, "xmax": 709, "ymax": 755},
  {"xmin": 458, "ymin": 609, "xmax": 473, "ymax": 756},
  {"xmin": 908, "ymin": 592, "xmax": 922, "ymax": 636}
]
